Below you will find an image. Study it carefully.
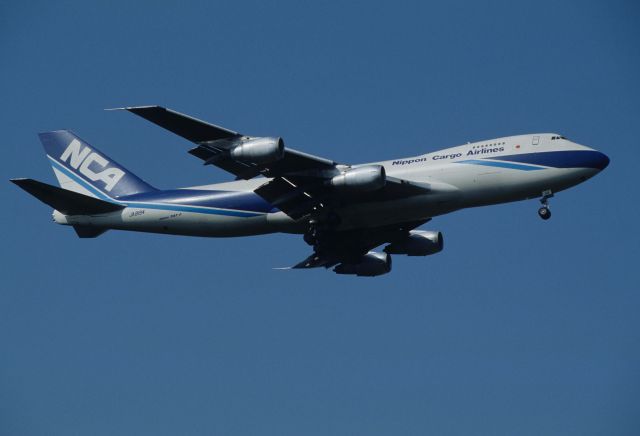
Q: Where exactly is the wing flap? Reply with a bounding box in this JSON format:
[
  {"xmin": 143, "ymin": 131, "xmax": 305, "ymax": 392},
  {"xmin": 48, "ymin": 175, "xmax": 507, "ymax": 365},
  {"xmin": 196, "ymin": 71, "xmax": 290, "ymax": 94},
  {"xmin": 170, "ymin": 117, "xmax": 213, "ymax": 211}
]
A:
[
  {"xmin": 187, "ymin": 145, "xmax": 262, "ymax": 180},
  {"xmin": 260, "ymin": 148, "xmax": 337, "ymax": 178},
  {"xmin": 254, "ymin": 177, "xmax": 321, "ymax": 219},
  {"xmin": 291, "ymin": 253, "xmax": 339, "ymax": 269}
]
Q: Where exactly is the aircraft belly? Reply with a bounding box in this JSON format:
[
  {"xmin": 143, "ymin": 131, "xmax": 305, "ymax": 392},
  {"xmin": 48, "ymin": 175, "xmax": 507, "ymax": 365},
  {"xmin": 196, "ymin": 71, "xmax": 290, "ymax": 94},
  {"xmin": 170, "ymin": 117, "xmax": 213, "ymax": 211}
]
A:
[
  {"xmin": 335, "ymin": 194, "xmax": 461, "ymax": 230},
  {"xmin": 451, "ymin": 167, "xmax": 599, "ymax": 207}
]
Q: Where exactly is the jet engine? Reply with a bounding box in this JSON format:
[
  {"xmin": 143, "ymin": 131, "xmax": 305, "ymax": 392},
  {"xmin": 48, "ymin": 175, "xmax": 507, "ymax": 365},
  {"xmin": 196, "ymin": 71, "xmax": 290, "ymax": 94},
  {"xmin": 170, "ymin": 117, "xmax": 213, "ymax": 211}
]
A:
[
  {"xmin": 333, "ymin": 251, "xmax": 392, "ymax": 276},
  {"xmin": 330, "ymin": 165, "xmax": 386, "ymax": 192},
  {"xmin": 384, "ymin": 230, "xmax": 443, "ymax": 256},
  {"xmin": 230, "ymin": 137, "xmax": 285, "ymax": 165}
]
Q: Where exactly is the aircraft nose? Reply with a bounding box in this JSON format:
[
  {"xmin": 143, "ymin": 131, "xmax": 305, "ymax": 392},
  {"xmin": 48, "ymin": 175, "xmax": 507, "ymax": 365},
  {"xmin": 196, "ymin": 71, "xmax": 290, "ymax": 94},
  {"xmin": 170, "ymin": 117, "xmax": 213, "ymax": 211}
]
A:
[
  {"xmin": 593, "ymin": 150, "xmax": 610, "ymax": 171},
  {"xmin": 575, "ymin": 143, "xmax": 610, "ymax": 171}
]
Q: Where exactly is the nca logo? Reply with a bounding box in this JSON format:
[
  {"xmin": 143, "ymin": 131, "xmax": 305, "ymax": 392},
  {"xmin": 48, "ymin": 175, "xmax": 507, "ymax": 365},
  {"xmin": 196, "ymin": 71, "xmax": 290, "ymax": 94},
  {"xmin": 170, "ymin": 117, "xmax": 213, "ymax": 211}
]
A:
[{"xmin": 60, "ymin": 139, "xmax": 125, "ymax": 192}]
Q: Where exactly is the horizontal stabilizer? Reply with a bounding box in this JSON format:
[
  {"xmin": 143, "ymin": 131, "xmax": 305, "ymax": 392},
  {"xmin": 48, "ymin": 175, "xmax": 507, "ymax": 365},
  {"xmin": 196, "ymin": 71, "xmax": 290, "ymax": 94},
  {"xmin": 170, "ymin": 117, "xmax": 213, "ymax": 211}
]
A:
[{"xmin": 11, "ymin": 178, "xmax": 124, "ymax": 215}]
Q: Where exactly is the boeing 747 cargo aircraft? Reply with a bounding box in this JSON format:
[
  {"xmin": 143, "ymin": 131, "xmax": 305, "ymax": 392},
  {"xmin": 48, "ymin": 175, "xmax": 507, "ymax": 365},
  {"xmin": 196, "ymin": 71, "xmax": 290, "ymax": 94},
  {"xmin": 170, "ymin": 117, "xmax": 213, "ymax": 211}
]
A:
[{"xmin": 11, "ymin": 106, "xmax": 609, "ymax": 276}]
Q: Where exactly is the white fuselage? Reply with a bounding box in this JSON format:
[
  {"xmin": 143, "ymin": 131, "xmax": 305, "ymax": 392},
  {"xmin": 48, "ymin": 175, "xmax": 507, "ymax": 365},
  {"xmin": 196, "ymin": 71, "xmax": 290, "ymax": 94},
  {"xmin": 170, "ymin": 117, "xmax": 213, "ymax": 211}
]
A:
[{"xmin": 53, "ymin": 133, "xmax": 607, "ymax": 236}]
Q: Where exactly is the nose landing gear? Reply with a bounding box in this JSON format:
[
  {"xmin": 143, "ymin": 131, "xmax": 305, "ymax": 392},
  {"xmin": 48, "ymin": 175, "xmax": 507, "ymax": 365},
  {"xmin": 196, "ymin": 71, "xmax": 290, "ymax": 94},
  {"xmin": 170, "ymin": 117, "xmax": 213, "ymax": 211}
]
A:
[{"xmin": 538, "ymin": 190, "xmax": 553, "ymax": 220}]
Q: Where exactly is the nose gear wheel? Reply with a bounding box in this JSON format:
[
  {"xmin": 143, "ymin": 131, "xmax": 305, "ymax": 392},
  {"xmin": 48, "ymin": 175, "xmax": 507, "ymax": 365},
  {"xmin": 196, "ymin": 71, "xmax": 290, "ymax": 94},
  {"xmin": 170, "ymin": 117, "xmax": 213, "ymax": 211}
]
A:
[{"xmin": 538, "ymin": 190, "xmax": 554, "ymax": 220}]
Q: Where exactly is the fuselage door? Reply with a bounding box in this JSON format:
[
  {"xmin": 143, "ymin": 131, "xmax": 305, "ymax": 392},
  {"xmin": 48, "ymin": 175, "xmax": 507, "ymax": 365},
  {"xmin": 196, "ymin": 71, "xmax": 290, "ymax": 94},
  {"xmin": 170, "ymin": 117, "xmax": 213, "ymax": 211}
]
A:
[{"xmin": 532, "ymin": 135, "xmax": 540, "ymax": 146}]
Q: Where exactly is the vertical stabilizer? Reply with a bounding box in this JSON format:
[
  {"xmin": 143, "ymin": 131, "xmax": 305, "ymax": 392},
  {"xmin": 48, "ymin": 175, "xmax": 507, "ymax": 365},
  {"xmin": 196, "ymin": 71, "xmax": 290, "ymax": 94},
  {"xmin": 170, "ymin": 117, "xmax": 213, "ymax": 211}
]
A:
[{"xmin": 39, "ymin": 130, "xmax": 156, "ymax": 199}]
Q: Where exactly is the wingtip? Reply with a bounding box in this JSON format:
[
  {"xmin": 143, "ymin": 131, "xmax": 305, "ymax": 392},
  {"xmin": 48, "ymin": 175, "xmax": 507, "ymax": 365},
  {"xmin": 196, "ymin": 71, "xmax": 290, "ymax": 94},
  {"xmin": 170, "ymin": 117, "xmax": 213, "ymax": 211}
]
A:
[{"xmin": 105, "ymin": 105, "xmax": 163, "ymax": 112}]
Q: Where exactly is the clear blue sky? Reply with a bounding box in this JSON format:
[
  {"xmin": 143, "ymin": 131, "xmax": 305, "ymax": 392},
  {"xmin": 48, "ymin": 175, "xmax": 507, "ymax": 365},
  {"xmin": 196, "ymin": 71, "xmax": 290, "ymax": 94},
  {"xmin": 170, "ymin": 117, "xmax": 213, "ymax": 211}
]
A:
[{"xmin": 2, "ymin": 1, "xmax": 639, "ymax": 435}]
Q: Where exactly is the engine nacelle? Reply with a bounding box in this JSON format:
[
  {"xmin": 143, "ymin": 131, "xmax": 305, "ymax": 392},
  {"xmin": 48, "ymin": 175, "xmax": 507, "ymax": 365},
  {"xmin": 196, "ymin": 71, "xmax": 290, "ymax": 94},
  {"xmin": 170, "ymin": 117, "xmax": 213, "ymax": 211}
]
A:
[
  {"xmin": 330, "ymin": 165, "xmax": 386, "ymax": 192},
  {"xmin": 230, "ymin": 137, "xmax": 285, "ymax": 165},
  {"xmin": 384, "ymin": 230, "xmax": 444, "ymax": 256},
  {"xmin": 333, "ymin": 251, "xmax": 392, "ymax": 277}
]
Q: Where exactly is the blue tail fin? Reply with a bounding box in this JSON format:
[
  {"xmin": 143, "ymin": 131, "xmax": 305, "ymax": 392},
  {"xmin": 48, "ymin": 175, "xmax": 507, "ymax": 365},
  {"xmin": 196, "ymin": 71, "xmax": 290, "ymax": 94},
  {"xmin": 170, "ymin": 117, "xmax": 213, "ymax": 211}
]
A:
[{"xmin": 39, "ymin": 130, "xmax": 156, "ymax": 199}]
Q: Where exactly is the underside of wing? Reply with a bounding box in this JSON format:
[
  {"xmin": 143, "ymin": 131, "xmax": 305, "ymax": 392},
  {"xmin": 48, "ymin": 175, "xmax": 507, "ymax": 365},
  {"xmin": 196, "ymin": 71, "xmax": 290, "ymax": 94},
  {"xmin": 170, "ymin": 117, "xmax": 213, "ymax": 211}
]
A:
[
  {"xmin": 289, "ymin": 219, "xmax": 429, "ymax": 270},
  {"xmin": 117, "ymin": 105, "xmax": 337, "ymax": 180},
  {"xmin": 255, "ymin": 172, "xmax": 450, "ymax": 221}
]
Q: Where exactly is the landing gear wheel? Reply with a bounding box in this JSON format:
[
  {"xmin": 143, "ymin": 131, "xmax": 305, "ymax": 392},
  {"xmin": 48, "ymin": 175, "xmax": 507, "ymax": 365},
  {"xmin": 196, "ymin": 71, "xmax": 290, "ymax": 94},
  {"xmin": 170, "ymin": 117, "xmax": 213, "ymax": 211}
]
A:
[
  {"xmin": 538, "ymin": 189, "xmax": 554, "ymax": 220},
  {"xmin": 538, "ymin": 206, "xmax": 551, "ymax": 220}
]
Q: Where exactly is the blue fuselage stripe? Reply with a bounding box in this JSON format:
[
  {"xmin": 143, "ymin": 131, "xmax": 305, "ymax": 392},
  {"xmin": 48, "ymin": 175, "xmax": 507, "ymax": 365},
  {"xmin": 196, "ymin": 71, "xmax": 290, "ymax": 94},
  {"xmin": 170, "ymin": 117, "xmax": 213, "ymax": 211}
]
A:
[
  {"xmin": 456, "ymin": 150, "xmax": 608, "ymax": 171},
  {"xmin": 457, "ymin": 160, "xmax": 544, "ymax": 171},
  {"xmin": 488, "ymin": 150, "xmax": 608, "ymax": 170},
  {"xmin": 124, "ymin": 202, "xmax": 263, "ymax": 217},
  {"xmin": 48, "ymin": 157, "xmax": 266, "ymax": 217}
]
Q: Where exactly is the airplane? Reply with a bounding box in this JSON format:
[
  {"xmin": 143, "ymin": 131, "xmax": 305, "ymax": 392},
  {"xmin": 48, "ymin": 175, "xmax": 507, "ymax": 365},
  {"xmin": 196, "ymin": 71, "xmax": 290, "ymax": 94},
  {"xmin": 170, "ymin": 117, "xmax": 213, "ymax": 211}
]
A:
[{"xmin": 11, "ymin": 106, "xmax": 610, "ymax": 276}]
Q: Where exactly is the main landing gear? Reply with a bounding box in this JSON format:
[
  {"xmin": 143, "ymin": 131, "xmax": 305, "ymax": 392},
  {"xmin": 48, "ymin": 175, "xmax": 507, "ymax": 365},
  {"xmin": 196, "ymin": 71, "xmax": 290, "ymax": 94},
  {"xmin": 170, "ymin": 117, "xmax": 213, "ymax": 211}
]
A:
[
  {"xmin": 303, "ymin": 212, "xmax": 342, "ymax": 247},
  {"xmin": 538, "ymin": 190, "xmax": 553, "ymax": 220}
]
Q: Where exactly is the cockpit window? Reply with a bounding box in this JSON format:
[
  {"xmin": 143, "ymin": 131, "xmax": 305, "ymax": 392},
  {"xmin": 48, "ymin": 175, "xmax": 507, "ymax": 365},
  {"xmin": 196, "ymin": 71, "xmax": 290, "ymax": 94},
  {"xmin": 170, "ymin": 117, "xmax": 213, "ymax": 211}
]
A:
[{"xmin": 551, "ymin": 135, "xmax": 568, "ymax": 140}]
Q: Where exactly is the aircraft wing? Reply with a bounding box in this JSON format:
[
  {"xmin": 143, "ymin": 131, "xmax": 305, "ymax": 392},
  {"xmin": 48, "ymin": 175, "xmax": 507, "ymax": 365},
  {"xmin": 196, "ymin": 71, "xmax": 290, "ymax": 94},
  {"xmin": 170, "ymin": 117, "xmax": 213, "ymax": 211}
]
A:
[
  {"xmin": 117, "ymin": 105, "xmax": 337, "ymax": 180},
  {"xmin": 254, "ymin": 175, "xmax": 453, "ymax": 220},
  {"xmin": 290, "ymin": 220, "xmax": 429, "ymax": 269},
  {"xmin": 119, "ymin": 105, "xmax": 452, "ymax": 220}
]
